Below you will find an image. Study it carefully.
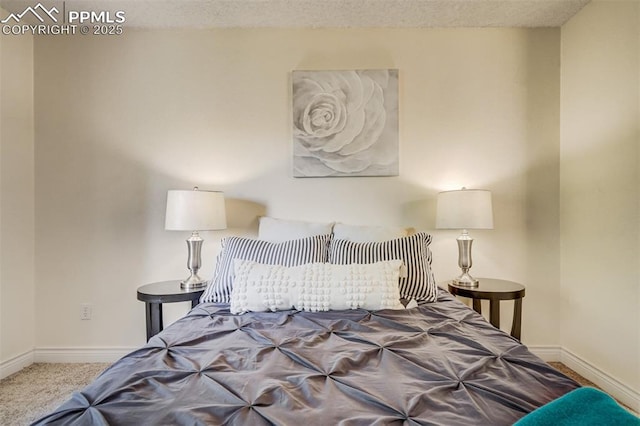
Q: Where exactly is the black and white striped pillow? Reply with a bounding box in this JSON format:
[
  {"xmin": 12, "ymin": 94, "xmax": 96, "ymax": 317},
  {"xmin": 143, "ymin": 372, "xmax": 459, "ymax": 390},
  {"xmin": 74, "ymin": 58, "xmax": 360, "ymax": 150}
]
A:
[
  {"xmin": 200, "ymin": 234, "xmax": 332, "ymax": 303},
  {"xmin": 329, "ymin": 232, "xmax": 437, "ymax": 302}
]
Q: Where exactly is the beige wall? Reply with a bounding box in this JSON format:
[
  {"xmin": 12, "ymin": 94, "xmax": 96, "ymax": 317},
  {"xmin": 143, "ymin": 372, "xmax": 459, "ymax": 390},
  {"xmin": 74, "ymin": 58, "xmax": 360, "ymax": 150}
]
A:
[
  {"xmin": 0, "ymin": 19, "xmax": 35, "ymax": 366},
  {"xmin": 560, "ymin": 0, "xmax": 639, "ymax": 404},
  {"xmin": 33, "ymin": 28, "xmax": 561, "ymax": 348}
]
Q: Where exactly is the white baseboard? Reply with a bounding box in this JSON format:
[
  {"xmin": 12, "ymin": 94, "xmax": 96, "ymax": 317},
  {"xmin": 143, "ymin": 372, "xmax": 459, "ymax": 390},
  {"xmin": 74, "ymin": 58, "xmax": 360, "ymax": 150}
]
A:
[
  {"xmin": 34, "ymin": 347, "xmax": 137, "ymax": 363},
  {"xmin": 528, "ymin": 345, "xmax": 562, "ymax": 362},
  {"xmin": 560, "ymin": 348, "xmax": 640, "ymax": 412},
  {"xmin": 1, "ymin": 347, "xmax": 135, "ymax": 379},
  {"xmin": 0, "ymin": 350, "xmax": 35, "ymax": 379},
  {"xmin": 529, "ymin": 345, "xmax": 638, "ymax": 411}
]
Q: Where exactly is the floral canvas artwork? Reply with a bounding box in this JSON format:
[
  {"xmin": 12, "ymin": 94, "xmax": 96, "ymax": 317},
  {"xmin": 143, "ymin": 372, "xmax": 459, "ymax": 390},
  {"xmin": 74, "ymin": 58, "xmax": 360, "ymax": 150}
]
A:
[{"xmin": 292, "ymin": 69, "xmax": 399, "ymax": 177}]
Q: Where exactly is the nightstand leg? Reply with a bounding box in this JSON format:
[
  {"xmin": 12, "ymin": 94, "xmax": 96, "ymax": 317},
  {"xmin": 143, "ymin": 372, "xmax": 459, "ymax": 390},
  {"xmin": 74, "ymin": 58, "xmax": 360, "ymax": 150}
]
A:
[
  {"xmin": 472, "ymin": 299, "xmax": 482, "ymax": 314},
  {"xmin": 511, "ymin": 298, "xmax": 522, "ymax": 340},
  {"xmin": 489, "ymin": 300, "xmax": 500, "ymax": 329},
  {"xmin": 145, "ymin": 302, "xmax": 163, "ymax": 341}
]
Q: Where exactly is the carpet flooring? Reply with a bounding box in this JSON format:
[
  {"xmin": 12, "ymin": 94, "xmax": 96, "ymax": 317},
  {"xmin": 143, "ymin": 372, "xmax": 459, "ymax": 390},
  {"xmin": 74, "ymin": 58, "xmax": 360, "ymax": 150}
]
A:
[
  {"xmin": 0, "ymin": 362, "xmax": 627, "ymax": 425},
  {"xmin": 1, "ymin": 363, "xmax": 110, "ymax": 425}
]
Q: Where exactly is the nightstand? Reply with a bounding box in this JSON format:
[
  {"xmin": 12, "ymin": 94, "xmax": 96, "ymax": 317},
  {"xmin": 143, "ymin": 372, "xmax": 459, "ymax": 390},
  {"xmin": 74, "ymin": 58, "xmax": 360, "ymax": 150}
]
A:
[
  {"xmin": 136, "ymin": 280, "xmax": 205, "ymax": 341},
  {"xmin": 448, "ymin": 278, "xmax": 526, "ymax": 340}
]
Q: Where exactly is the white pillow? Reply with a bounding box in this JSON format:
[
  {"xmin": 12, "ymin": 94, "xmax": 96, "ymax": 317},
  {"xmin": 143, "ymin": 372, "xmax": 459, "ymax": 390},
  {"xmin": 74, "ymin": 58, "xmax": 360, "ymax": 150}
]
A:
[
  {"xmin": 230, "ymin": 260, "xmax": 404, "ymax": 314},
  {"xmin": 332, "ymin": 223, "xmax": 415, "ymax": 242},
  {"xmin": 258, "ymin": 216, "xmax": 335, "ymax": 243}
]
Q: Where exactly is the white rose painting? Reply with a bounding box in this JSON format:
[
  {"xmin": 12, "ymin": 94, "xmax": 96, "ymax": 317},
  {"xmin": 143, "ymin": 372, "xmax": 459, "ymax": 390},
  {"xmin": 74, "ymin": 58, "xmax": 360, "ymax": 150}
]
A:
[{"xmin": 292, "ymin": 69, "xmax": 399, "ymax": 177}]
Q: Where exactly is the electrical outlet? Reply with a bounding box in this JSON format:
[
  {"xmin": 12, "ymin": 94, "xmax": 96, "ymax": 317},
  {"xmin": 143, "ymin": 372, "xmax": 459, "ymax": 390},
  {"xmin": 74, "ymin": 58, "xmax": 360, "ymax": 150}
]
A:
[{"xmin": 80, "ymin": 304, "xmax": 92, "ymax": 320}]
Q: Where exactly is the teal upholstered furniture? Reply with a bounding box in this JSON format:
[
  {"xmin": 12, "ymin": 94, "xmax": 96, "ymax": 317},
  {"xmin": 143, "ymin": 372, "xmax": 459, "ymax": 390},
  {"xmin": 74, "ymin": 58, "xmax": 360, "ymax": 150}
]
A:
[{"xmin": 515, "ymin": 387, "xmax": 639, "ymax": 426}]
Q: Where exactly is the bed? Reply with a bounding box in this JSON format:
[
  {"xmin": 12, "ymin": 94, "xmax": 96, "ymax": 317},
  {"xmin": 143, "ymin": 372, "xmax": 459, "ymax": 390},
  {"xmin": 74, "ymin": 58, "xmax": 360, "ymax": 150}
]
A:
[{"xmin": 34, "ymin": 221, "xmax": 580, "ymax": 425}]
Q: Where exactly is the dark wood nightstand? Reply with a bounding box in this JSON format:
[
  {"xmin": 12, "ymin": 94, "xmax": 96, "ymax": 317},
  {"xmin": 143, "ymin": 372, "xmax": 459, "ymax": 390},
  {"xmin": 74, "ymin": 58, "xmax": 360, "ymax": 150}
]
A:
[
  {"xmin": 448, "ymin": 278, "xmax": 526, "ymax": 340},
  {"xmin": 136, "ymin": 280, "xmax": 205, "ymax": 341}
]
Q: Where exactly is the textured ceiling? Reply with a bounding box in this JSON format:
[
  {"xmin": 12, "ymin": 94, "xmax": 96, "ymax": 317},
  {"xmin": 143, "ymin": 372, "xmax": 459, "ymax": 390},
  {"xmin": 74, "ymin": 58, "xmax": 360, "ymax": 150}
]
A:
[{"xmin": 0, "ymin": 0, "xmax": 591, "ymax": 29}]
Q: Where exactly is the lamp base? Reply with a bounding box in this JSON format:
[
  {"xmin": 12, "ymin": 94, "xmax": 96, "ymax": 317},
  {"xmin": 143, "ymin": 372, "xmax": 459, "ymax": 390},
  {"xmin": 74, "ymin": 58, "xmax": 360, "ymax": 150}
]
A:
[
  {"xmin": 454, "ymin": 230, "xmax": 479, "ymax": 288},
  {"xmin": 453, "ymin": 272, "xmax": 479, "ymax": 288},
  {"xmin": 181, "ymin": 232, "xmax": 207, "ymax": 290},
  {"xmin": 180, "ymin": 273, "xmax": 207, "ymax": 290}
]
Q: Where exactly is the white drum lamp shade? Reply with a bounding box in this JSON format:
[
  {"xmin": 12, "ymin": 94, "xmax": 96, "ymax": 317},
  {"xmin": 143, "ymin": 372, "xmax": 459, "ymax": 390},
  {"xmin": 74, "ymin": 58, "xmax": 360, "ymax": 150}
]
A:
[
  {"xmin": 165, "ymin": 189, "xmax": 227, "ymax": 231},
  {"xmin": 436, "ymin": 189, "xmax": 493, "ymax": 230}
]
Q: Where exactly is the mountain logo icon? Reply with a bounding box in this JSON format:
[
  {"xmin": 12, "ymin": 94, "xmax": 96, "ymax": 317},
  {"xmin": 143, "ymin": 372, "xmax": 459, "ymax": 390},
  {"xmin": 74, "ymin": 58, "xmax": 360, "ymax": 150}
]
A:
[{"xmin": 1, "ymin": 3, "xmax": 59, "ymax": 24}]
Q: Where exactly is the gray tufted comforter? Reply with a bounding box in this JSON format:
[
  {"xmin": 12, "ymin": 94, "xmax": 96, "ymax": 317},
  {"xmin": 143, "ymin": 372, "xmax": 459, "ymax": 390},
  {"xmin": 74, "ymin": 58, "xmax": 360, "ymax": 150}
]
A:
[{"xmin": 34, "ymin": 290, "xmax": 578, "ymax": 425}]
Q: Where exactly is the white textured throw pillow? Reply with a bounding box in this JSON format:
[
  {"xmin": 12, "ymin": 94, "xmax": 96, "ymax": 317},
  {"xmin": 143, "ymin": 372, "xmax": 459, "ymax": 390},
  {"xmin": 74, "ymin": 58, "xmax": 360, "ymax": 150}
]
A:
[
  {"xmin": 230, "ymin": 260, "xmax": 405, "ymax": 314},
  {"xmin": 258, "ymin": 216, "xmax": 335, "ymax": 243}
]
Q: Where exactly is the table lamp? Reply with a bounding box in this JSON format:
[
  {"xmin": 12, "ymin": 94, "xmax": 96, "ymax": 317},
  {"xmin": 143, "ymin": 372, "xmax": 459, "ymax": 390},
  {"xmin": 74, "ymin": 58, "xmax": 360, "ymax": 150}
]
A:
[
  {"xmin": 436, "ymin": 188, "xmax": 493, "ymax": 287},
  {"xmin": 165, "ymin": 187, "xmax": 227, "ymax": 289}
]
